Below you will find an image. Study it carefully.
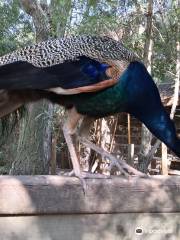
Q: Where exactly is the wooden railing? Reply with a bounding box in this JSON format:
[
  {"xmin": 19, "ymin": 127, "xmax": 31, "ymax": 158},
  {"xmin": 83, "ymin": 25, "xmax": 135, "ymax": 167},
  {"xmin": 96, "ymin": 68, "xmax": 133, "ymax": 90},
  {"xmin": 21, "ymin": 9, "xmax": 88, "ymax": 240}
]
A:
[{"xmin": 0, "ymin": 175, "xmax": 180, "ymax": 239}]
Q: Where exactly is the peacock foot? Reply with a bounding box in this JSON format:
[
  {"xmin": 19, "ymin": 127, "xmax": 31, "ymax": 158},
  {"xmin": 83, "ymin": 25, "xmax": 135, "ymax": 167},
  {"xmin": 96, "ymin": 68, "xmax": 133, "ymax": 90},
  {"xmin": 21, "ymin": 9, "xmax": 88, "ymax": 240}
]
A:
[
  {"xmin": 65, "ymin": 170, "xmax": 109, "ymax": 178},
  {"xmin": 64, "ymin": 170, "xmax": 110, "ymax": 194},
  {"xmin": 78, "ymin": 137, "xmax": 147, "ymax": 178}
]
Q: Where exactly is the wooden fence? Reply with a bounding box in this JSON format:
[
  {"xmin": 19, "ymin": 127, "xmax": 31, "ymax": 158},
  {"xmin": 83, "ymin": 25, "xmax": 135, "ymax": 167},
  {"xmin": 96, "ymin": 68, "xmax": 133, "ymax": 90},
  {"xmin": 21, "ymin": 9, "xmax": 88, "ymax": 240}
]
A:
[{"xmin": 0, "ymin": 175, "xmax": 180, "ymax": 240}]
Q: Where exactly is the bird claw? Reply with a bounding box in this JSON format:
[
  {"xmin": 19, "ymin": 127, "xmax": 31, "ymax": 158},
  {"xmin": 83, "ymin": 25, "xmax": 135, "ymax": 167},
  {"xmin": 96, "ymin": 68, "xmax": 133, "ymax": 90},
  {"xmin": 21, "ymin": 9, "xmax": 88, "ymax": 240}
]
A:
[
  {"xmin": 78, "ymin": 137, "xmax": 147, "ymax": 178},
  {"xmin": 78, "ymin": 172, "xmax": 111, "ymax": 194},
  {"xmin": 64, "ymin": 170, "xmax": 110, "ymax": 194},
  {"xmin": 77, "ymin": 171, "xmax": 110, "ymax": 179},
  {"xmin": 64, "ymin": 170, "xmax": 109, "ymax": 178}
]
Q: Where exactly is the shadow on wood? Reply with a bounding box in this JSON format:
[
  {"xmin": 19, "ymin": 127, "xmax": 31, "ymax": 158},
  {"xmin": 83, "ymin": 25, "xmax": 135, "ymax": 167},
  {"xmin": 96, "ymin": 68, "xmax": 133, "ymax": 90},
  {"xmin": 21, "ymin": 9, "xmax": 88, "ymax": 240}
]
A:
[{"xmin": 0, "ymin": 175, "xmax": 179, "ymax": 239}]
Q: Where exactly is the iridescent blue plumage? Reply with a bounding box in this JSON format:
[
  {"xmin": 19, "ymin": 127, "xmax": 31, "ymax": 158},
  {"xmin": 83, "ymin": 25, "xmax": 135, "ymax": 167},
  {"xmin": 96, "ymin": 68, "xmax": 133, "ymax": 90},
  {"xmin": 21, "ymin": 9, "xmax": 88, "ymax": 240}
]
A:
[
  {"xmin": 82, "ymin": 60, "xmax": 109, "ymax": 79},
  {"xmin": 69, "ymin": 61, "xmax": 180, "ymax": 158},
  {"xmin": 125, "ymin": 62, "xmax": 180, "ymax": 157},
  {"xmin": 0, "ymin": 56, "xmax": 111, "ymax": 90}
]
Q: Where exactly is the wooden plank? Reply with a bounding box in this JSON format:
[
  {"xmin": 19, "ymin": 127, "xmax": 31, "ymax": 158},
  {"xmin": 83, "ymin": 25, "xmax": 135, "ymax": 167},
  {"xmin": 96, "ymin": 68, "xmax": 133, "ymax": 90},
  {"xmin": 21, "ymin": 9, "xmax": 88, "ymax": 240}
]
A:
[
  {"xmin": 0, "ymin": 175, "xmax": 180, "ymax": 215},
  {"xmin": 169, "ymin": 170, "xmax": 180, "ymax": 175},
  {"xmin": 0, "ymin": 213, "xmax": 179, "ymax": 240}
]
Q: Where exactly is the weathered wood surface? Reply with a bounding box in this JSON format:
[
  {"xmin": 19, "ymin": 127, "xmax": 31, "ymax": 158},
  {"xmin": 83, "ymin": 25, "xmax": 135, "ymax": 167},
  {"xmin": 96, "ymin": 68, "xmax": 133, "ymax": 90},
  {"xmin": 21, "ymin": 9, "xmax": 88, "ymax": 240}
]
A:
[
  {"xmin": 0, "ymin": 213, "xmax": 179, "ymax": 240},
  {"xmin": 0, "ymin": 175, "xmax": 180, "ymax": 215}
]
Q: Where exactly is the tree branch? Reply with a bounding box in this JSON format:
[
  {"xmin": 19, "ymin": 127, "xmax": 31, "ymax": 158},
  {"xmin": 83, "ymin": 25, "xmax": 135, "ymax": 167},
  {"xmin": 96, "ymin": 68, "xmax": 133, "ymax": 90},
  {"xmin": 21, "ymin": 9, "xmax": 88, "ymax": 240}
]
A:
[{"xmin": 20, "ymin": 0, "xmax": 50, "ymax": 42}]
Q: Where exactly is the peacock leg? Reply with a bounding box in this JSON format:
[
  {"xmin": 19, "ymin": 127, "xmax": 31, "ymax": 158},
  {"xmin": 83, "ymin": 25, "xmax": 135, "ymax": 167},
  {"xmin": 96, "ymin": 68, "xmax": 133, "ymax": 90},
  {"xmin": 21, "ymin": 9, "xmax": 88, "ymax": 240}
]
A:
[
  {"xmin": 63, "ymin": 108, "xmax": 109, "ymax": 181},
  {"xmin": 75, "ymin": 116, "xmax": 110, "ymax": 179},
  {"xmin": 78, "ymin": 136, "xmax": 147, "ymax": 177},
  {"xmin": 62, "ymin": 107, "xmax": 83, "ymax": 177},
  {"xmin": 77, "ymin": 116, "xmax": 147, "ymax": 177}
]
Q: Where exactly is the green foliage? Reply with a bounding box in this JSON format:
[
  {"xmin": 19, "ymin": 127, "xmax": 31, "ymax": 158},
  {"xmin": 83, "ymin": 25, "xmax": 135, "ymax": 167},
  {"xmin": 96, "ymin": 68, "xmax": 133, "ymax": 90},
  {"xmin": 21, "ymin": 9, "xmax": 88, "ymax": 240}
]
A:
[
  {"xmin": 0, "ymin": 0, "xmax": 178, "ymax": 90},
  {"xmin": 0, "ymin": 0, "xmax": 33, "ymax": 55},
  {"xmin": 50, "ymin": 0, "xmax": 73, "ymax": 37},
  {"xmin": 72, "ymin": 0, "xmax": 179, "ymax": 82},
  {"xmin": 152, "ymin": 2, "xmax": 179, "ymax": 82}
]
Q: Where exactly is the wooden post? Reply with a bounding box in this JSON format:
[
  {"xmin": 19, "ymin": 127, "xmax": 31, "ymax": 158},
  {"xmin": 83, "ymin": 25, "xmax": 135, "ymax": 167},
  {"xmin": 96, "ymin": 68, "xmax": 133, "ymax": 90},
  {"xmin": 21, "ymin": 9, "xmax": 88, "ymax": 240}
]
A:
[
  {"xmin": 127, "ymin": 114, "xmax": 131, "ymax": 144},
  {"xmin": 127, "ymin": 114, "xmax": 134, "ymax": 166},
  {"xmin": 161, "ymin": 143, "xmax": 168, "ymax": 175},
  {"xmin": 127, "ymin": 144, "xmax": 134, "ymax": 166}
]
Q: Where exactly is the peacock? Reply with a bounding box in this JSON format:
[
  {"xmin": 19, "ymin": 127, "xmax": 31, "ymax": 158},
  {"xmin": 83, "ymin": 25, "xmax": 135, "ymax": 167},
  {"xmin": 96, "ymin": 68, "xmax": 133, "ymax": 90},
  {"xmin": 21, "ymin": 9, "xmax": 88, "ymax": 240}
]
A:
[{"xmin": 0, "ymin": 35, "xmax": 179, "ymax": 180}]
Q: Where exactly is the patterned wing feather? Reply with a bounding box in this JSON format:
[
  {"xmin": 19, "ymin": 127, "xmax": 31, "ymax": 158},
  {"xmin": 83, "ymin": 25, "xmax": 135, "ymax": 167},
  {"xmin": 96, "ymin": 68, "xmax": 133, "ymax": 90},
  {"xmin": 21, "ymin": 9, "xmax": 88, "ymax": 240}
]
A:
[{"xmin": 0, "ymin": 36, "xmax": 138, "ymax": 94}]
